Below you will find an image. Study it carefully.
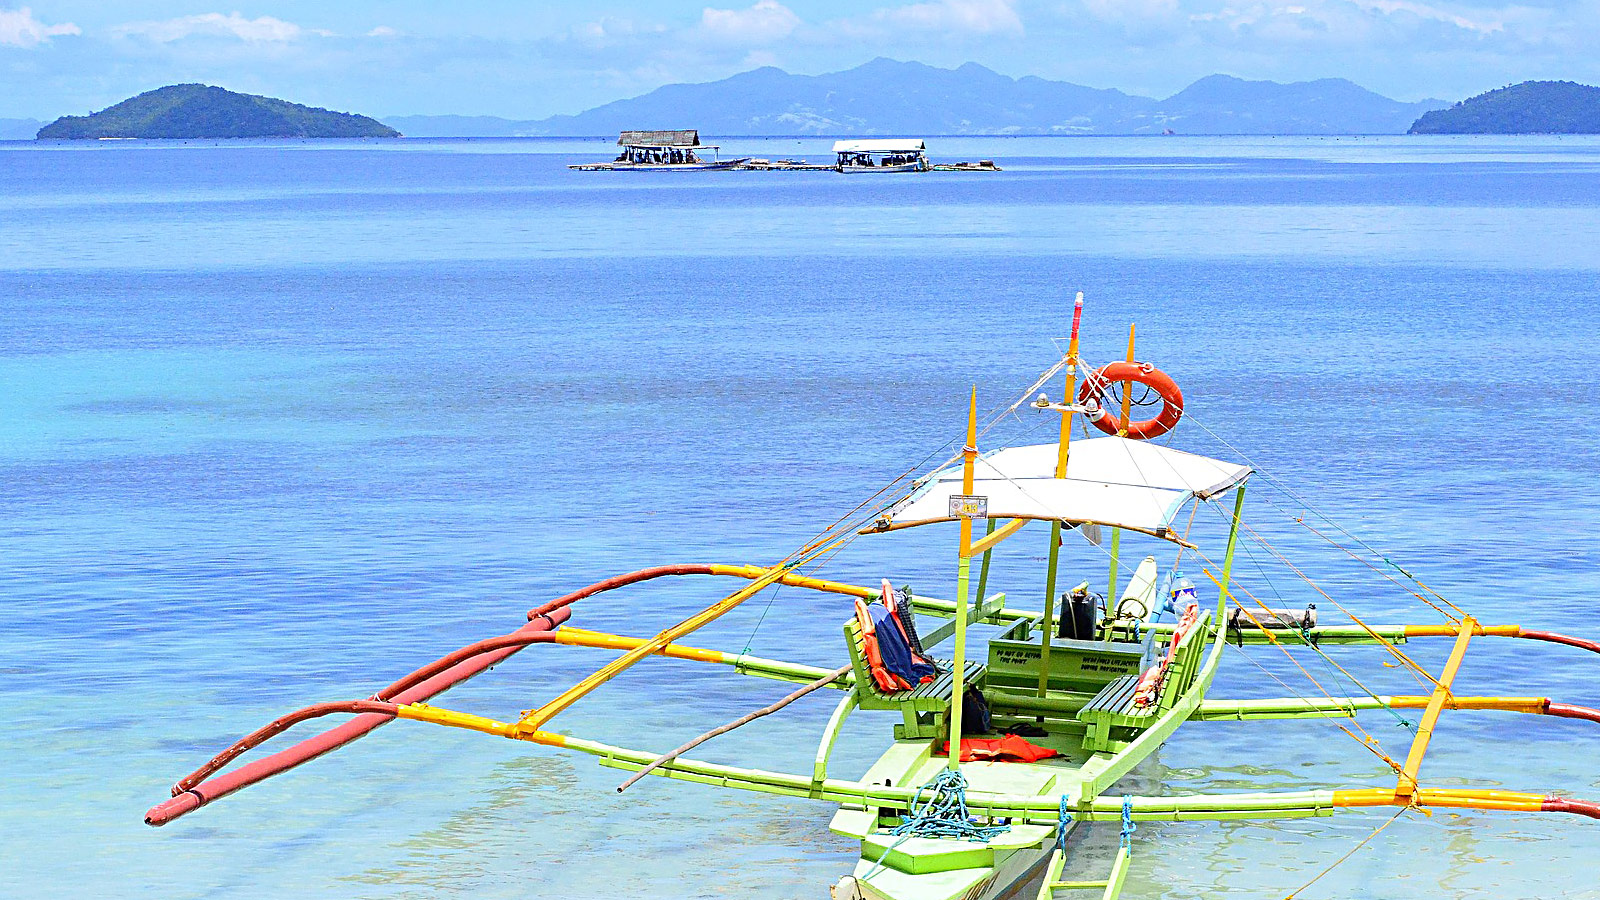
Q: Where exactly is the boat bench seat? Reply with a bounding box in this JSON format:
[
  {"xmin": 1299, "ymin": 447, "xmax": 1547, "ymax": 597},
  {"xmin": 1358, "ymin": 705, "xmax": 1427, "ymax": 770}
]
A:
[
  {"xmin": 1075, "ymin": 610, "xmax": 1212, "ymax": 752},
  {"xmin": 844, "ymin": 618, "xmax": 985, "ymax": 739},
  {"xmin": 1078, "ymin": 673, "xmax": 1147, "ymax": 719}
]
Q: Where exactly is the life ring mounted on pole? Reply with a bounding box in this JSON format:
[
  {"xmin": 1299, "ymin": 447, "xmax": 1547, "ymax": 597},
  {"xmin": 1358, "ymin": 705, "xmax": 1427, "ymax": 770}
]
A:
[{"xmin": 1077, "ymin": 361, "xmax": 1184, "ymax": 440}]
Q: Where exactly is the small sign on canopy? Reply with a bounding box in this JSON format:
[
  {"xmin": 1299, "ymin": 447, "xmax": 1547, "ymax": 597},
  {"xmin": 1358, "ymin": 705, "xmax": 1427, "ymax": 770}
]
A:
[{"xmin": 948, "ymin": 495, "xmax": 988, "ymax": 519}]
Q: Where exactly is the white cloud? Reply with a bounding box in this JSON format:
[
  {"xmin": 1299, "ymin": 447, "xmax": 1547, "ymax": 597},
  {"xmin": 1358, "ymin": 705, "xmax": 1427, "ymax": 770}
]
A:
[
  {"xmin": 1081, "ymin": 0, "xmax": 1180, "ymax": 24},
  {"xmin": 0, "ymin": 6, "xmax": 80, "ymax": 47},
  {"xmin": 1184, "ymin": 0, "xmax": 1513, "ymax": 44},
  {"xmin": 111, "ymin": 12, "xmax": 327, "ymax": 43},
  {"xmin": 700, "ymin": 1, "xmax": 801, "ymax": 43},
  {"xmin": 1349, "ymin": 0, "xmax": 1503, "ymax": 34},
  {"xmin": 572, "ymin": 15, "xmax": 665, "ymax": 45},
  {"xmin": 366, "ymin": 25, "xmax": 399, "ymax": 38},
  {"xmin": 872, "ymin": 0, "xmax": 1023, "ymax": 35}
]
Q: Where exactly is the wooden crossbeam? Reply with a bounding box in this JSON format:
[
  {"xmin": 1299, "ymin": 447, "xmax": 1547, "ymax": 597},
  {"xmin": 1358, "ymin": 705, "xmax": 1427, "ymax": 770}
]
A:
[
  {"xmin": 1396, "ymin": 615, "xmax": 1477, "ymax": 798},
  {"xmin": 965, "ymin": 517, "xmax": 1029, "ymax": 557}
]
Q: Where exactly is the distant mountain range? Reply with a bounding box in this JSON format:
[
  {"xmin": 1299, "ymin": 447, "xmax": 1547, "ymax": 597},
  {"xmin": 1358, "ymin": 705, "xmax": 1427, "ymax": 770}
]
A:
[
  {"xmin": 1410, "ymin": 80, "xmax": 1600, "ymax": 134},
  {"xmin": 36, "ymin": 85, "xmax": 398, "ymax": 139},
  {"xmin": 388, "ymin": 59, "xmax": 1446, "ymax": 137},
  {"xmin": 1, "ymin": 118, "xmax": 43, "ymax": 140}
]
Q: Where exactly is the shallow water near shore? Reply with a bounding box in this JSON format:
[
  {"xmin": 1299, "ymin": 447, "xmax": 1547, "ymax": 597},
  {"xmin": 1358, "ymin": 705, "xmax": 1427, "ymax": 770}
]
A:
[{"xmin": 3, "ymin": 135, "xmax": 1600, "ymax": 900}]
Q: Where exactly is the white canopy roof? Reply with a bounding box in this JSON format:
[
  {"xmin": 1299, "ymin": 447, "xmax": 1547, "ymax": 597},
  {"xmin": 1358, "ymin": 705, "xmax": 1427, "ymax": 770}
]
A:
[
  {"xmin": 833, "ymin": 139, "xmax": 926, "ymax": 153},
  {"xmin": 876, "ymin": 437, "xmax": 1250, "ymax": 543}
]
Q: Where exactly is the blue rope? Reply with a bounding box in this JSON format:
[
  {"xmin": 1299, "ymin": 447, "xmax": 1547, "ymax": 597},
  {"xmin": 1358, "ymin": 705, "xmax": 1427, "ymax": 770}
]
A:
[
  {"xmin": 1120, "ymin": 796, "xmax": 1136, "ymax": 853},
  {"xmin": 890, "ymin": 769, "xmax": 1010, "ymax": 842},
  {"xmin": 1055, "ymin": 795, "xmax": 1073, "ymax": 851},
  {"xmin": 861, "ymin": 769, "xmax": 1011, "ymax": 882}
]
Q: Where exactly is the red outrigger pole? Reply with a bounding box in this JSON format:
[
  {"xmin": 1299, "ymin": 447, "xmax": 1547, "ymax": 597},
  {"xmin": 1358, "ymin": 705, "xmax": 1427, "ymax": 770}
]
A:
[
  {"xmin": 146, "ymin": 564, "xmax": 723, "ymax": 827},
  {"xmin": 148, "ymin": 561, "xmax": 1600, "ymax": 828}
]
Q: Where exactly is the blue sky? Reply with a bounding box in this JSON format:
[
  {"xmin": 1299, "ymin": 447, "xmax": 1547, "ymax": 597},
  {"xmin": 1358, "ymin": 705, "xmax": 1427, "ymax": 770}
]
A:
[{"xmin": 2, "ymin": 1, "xmax": 1595, "ymax": 119}]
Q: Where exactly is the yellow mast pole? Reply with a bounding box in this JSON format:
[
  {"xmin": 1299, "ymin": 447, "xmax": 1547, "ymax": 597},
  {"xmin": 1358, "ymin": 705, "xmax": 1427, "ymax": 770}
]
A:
[
  {"xmin": 1037, "ymin": 292, "xmax": 1084, "ymax": 700},
  {"xmin": 1119, "ymin": 323, "xmax": 1136, "ymax": 436},
  {"xmin": 1107, "ymin": 323, "xmax": 1136, "ymax": 611},
  {"xmin": 947, "ymin": 387, "xmax": 979, "ymax": 769}
]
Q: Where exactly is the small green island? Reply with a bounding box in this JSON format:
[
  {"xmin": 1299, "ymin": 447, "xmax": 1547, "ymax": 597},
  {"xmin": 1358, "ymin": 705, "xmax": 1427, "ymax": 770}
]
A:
[
  {"xmin": 1410, "ymin": 80, "xmax": 1600, "ymax": 134},
  {"xmin": 36, "ymin": 84, "xmax": 399, "ymax": 140}
]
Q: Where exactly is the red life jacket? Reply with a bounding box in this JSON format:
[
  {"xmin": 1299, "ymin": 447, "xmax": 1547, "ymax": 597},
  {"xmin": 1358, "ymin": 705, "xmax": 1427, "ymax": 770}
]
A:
[{"xmin": 1132, "ymin": 602, "xmax": 1199, "ymax": 709}]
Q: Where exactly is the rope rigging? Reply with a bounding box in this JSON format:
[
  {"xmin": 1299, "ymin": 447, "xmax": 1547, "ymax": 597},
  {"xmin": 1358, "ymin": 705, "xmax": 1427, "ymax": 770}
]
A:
[{"xmin": 1174, "ymin": 406, "xmax": 1468, "ymax": 620}]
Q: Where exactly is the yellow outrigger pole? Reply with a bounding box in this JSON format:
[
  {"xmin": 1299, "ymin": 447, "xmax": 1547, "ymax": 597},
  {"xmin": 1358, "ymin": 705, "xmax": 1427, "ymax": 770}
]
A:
[{"xmin": 515, "ymin": 536, "xmax": 853, "ymax": 734}]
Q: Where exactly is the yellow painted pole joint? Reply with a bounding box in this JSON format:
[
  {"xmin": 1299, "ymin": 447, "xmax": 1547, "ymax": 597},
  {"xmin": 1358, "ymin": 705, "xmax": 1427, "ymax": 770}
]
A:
[
  {"xmin": 1333, "ymin": 786, "xmax": 1545, "ymax": 814},
  {"xmin": 552, "ymin": 627, "xmax": 730, "ymax": 664},
  {"xmin": 1387, "ymin": 694, "xmax": 1548, "ymax": 714},
  {"xmin": 1404, "ymin": 623, "xmax": 1522, "ymax": 638},
  {"xmin": 395, "ymin": 703, "xmax": 517, "ymax": 739},
  {"xmin": 709, "ymin": 564, "xmax": 875, "ymax": 599}
]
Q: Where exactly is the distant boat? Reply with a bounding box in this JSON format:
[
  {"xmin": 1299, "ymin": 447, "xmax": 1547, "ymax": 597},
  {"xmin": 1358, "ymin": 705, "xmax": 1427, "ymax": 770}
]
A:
[
  {"xmin": 569, "ymin": 130, "xmax": 747, "ymax": 171},
  {"xmin": 834, "ymin": 139, "xmax": 930, "ymax": 173}
]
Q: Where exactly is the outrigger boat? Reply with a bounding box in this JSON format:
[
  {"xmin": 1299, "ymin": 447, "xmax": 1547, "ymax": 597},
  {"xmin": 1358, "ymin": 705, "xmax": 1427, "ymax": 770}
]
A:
[
  {"xmin": 569, "ymin": 130, "xmax": 748, "ymax": 171},
  {"xmin": 146, "ymin": 295, "xmax": 1600, "ymax": 900}
]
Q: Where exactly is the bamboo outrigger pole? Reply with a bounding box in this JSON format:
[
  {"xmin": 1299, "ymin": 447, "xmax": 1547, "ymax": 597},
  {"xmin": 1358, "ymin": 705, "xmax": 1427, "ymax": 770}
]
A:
[
  {"xmin": 1038, "ymin": 292, "xmax": 1085, "ymax": 699},
  {"xmin": 617, "ymin": 663, "xmax": 853, "ymax": 793}
]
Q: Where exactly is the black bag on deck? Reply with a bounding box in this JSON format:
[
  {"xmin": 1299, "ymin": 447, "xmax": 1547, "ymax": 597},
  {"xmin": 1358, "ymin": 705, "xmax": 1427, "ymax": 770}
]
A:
[
  {"xmin": 961, "ymin": 685, "xmax": 993, "ymax": 735},
  {"xmin": 1057, "ymin": 586, "xmax": 1102, "ymax": 641}
]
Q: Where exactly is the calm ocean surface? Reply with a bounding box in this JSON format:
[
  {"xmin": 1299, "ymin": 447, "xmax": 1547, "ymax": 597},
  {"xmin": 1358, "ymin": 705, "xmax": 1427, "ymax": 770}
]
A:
[{"xmin": 3, "ymin": 135, "xmax": 1600, "ymax": 899}]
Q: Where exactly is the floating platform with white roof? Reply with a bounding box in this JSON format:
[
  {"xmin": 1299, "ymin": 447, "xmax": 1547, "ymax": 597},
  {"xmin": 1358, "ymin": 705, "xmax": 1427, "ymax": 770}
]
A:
[{"xmin": 834, "ymin": 139, "xmax": 931, "ymax": 173}]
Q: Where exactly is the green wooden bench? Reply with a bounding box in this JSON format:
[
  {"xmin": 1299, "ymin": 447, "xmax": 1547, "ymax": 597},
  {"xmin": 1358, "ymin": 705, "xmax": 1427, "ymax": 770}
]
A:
[
  {"xmin": 845, "ymin": 618, "xmax": 987, "ymax": 740},
  {"xmin": 1076, "ymin": 610, "xmax": 1212, "ymax": 752}
]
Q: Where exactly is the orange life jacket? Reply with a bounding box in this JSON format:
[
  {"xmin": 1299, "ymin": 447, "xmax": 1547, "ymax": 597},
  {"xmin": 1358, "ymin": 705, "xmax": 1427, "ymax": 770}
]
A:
[{"xmin": 855, "ymin": 599, "xmax": 912, "ymax": 692}]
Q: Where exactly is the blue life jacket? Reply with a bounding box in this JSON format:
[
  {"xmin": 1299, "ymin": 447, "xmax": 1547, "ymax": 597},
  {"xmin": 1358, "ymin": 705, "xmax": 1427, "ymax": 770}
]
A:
[{"xmin": 868, "ymin": 602, "xmax": 936, "ymax": 686}]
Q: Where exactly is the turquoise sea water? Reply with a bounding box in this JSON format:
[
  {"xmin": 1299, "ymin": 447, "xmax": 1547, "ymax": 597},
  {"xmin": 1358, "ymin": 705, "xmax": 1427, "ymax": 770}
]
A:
[{"xmin": 4, "ymin": 135, "xmax": 1600, "ymax": 899}]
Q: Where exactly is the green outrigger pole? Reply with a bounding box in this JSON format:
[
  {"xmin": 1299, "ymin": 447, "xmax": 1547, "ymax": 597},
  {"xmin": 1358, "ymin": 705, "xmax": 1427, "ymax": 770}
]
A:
[{"xmin": 143, "ymin": 298, "xmax": 1600, "ymax": 900}]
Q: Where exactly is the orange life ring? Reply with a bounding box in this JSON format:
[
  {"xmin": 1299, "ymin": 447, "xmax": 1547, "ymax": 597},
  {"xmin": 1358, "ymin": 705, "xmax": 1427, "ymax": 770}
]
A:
[{"xmin": 1077, "ymin": 361, "xmax": 1184, "ymax": 440}]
